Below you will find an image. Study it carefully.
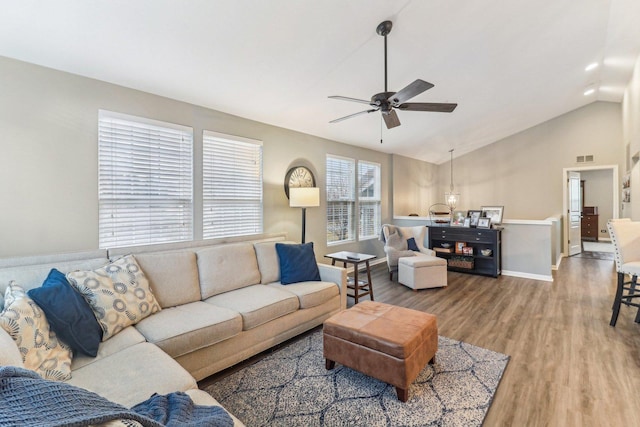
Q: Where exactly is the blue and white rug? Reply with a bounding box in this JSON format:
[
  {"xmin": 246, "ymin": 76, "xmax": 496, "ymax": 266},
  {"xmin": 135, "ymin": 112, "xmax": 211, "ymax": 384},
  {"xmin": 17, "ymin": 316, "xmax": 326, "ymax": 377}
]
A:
[{"xmin": 205, "ymin": 330, "xmax": 509, "ymax": 426}]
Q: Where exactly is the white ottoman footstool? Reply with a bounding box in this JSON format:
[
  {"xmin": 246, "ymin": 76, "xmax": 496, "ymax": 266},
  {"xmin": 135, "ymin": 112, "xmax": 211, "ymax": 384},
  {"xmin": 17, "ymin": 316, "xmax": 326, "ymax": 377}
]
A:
[{"xmin": 398, "ymin": 255, "xmax": 448, "ymax": 290}]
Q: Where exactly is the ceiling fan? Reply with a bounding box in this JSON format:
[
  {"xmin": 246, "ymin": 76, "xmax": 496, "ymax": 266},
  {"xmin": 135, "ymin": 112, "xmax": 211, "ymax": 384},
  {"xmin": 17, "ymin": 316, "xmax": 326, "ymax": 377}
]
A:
[{"xmin": 329, "ymin": 20, "xmax": 457, "ymax": 129}]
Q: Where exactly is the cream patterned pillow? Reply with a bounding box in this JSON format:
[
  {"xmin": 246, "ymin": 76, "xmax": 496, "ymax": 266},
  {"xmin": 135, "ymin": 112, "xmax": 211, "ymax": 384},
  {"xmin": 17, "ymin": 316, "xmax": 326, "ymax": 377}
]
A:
[
  {"xmin": 0, "ymin": 282, "xmax": 72, "ymax": 381},
  {"xmin": 67, "ymin": 255, "xmax": 161, "ymax": 341}
]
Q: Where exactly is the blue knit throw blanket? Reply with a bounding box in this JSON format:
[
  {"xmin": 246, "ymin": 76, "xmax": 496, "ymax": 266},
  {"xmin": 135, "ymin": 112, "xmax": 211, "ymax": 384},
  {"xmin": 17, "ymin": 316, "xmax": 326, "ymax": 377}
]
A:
[{"xmin": 0, "ymin": 366, "xmax": 233, "ymax": 427}]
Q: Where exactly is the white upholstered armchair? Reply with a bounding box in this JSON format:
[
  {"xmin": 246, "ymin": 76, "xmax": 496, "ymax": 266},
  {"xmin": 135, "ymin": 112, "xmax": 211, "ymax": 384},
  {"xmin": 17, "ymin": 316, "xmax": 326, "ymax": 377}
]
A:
[{"xmin": 382, "ymin": 224, "xmax": 435, "ymax": 280}]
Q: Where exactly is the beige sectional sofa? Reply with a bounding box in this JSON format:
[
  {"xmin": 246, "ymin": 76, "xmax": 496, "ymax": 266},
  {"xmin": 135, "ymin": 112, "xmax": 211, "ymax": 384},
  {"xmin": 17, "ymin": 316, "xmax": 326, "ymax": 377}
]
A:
[{"xmin": 0, "ymin": 233, "xmax": 347, "ymax": 425}]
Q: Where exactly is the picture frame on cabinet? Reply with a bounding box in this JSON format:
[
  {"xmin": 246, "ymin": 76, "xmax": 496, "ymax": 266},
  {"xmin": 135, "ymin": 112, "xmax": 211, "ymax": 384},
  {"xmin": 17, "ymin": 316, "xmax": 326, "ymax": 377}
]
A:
[
  {"xmin": 467, "ymin": 210, "xmax": 482, "ymax": 227},
  {"xmin": 477, "ymin": 217, "xmax": 491, "ymax": 229},
  {"xmin": 481, "ymin": 206, "xmax": 504, "ymax": 225},
  {"xmin": 455, "ymin": 241, "xmax": 466, "ymax": 254},
  {"xmin": 450, "ymin": 211, "xmax": 466, "ymax": 226}
]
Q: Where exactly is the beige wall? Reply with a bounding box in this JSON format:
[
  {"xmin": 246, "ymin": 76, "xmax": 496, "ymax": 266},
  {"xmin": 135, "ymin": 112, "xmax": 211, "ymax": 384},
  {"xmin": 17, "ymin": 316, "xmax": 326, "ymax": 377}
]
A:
[
  {"xmin": 391, "ymin": 154, "xmax": 439, "ymax": 216},
  {"xmin": 0, "ymin": 56, "xmax": 391, "ymax": 259},
  {"xmin": 436, "ymin": 101, "xmax": 623, "ymax": 220},
  {"xmin": 580, "ymin": 169, "xmax": 614, "ymax": 239},
  {"xmin": 623, "ymin": 53, "xmax": 640, "ymax": 219}
]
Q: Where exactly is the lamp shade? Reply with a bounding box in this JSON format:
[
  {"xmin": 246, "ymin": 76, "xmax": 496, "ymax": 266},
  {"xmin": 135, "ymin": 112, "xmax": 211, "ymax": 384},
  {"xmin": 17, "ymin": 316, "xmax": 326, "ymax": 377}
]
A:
[{"xmin": 289, "ymin": 187, "xmax": 320, "ymax": 208}]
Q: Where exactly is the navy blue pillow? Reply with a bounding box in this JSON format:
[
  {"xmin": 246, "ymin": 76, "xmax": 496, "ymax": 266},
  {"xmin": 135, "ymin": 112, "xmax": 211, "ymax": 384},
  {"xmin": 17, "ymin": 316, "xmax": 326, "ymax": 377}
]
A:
[
  {"xmin": 28, "ymin": 269, "xmax": 103, "ymax": 357},
  {"xmin": 275, "ymin": 242, "xmax": 321, "ymax": 285},
  {"xmin": 407, "ymin": 237, "xmax": 420, "ymax": 252}
]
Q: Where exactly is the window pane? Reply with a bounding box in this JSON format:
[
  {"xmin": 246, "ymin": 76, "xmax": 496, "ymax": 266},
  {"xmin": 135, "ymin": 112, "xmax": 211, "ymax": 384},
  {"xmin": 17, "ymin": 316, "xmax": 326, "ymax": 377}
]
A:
[
  {"xmin": 358, "ymin": 161, "xmax": 381, "ymax": 239},
  {"xmin": 326, "ymin": 155, "xmax": 355, "ymax": 244},
  {"xmin": 98, "ymin": 111, "xmax": 193, "ymax": 248},
  {"xmin": 203, "ymin": 131, "xmax": 263, "ymax": 239}
]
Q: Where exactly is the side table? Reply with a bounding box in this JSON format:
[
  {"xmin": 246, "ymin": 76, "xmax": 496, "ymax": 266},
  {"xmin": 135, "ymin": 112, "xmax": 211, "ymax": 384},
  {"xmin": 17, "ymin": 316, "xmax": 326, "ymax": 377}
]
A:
[{"xmin": 324, "ymin": 251, "xmax": 376, "ymax": 304}]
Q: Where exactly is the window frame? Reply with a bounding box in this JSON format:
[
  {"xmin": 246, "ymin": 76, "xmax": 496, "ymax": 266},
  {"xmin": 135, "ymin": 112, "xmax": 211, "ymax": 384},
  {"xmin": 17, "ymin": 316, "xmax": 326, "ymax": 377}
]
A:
[
  {"xmin": 202, "ymin": 130, "xmax": 264, "ymax": 240},
  {"xmin": 97, "ymin": 110, "xmax": 194, "ymax": 249}
]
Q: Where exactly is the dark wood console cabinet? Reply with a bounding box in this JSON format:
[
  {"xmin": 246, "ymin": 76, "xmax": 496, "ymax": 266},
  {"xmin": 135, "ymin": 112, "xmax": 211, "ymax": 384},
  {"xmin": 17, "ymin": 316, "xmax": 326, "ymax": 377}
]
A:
[
  {"xmin": 581, "ymin": 214, "xmax": 599, "ymax": 241},
  {"xmin": 429, "ymin": 226, "xmax": 502, "ymax": 277}
]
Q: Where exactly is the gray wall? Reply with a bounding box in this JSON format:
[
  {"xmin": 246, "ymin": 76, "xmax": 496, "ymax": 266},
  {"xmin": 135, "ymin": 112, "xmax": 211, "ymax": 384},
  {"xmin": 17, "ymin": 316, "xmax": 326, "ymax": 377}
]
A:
[
  {"xmin": 0, "ymin": 54, "xmax": 627, "ymax": 265},
  {"xmin": 0, "ymin": 56, "xmax": 391, "ymax": 260},
  {"xmin": 436, "ymin": 101, "xmax": 623, "ymax": 221},
  {"xmin": 580, "ymin": 169, "xmax": 614, "ymax": 239}
]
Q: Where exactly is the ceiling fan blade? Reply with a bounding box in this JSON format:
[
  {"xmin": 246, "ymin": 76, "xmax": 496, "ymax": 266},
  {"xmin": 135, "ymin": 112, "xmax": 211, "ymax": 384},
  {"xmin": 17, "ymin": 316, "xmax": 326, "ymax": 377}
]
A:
[
  {"xmin": 398, "ymin": 102, "xmax": 458, "ymax": 113},
  {"xmin": 383, "ymin": 109, "xmax": 401, "ymax": 129},
  {"xmin": 328, "ymin": 95, "xmax": 373, "ymax": 105},
  {"xmin": 389, "ymin": 79, "xmax": 434, "ymax": 105},
  {"xmin": 330, "ymin": 108, "xmax": 379, "ymax": 123}
]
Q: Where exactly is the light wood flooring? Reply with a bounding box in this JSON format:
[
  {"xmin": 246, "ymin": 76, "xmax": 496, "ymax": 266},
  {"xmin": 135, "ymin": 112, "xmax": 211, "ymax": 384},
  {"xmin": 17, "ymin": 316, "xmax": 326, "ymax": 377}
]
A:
[
  {"xmin": 201, "ymin": 255, "xmax": 640, "ymax": 426},
  {"xmin": 369, "ymin": 255, "xmax": 640, "ymax": 426}
]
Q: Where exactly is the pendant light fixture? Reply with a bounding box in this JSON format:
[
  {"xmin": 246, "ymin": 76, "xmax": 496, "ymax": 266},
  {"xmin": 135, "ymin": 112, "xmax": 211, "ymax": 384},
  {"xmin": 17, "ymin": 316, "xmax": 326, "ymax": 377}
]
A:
[{"xmin": 445, "ymin": 149, "xmax": 459, "ymax": 212}]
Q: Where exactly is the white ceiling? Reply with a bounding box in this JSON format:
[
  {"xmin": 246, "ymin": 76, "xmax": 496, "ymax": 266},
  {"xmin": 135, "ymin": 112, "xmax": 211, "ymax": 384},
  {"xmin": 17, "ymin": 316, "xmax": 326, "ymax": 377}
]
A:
[{"xmin": 1, "ymin": 0, "xmax": 639, "ymax": 164}]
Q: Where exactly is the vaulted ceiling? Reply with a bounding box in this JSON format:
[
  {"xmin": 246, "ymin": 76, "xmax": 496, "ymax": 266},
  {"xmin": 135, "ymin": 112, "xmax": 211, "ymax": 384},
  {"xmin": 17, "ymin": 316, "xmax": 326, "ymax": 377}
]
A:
[{"xmin": 1, "ymin": 0, "xmax": 639, "ymax": 163}]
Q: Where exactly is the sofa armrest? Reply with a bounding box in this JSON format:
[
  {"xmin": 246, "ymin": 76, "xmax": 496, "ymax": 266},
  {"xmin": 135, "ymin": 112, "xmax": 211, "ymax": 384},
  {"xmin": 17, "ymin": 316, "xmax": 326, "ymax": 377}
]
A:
[
  {"xmin": 419, "ymin": 248, "xmax": 436, "ymax": 257},
  {"xmin": 318, "ymin": 264, "xmax": 348, "ymax": 310}
]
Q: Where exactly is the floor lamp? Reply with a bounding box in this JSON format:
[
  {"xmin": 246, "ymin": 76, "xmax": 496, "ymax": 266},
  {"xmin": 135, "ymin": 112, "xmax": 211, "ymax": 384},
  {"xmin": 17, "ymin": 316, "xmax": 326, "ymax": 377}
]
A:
[{"xmin": 289, "ymin": 187, "xmax": 320, "ymax": 244}]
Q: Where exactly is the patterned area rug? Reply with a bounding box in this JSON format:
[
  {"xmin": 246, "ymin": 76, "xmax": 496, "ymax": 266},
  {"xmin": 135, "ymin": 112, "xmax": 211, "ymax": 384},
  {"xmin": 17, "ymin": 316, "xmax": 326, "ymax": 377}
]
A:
[{"xmin": 205, "ymin": 330, "xmax": 509, "ymax": 426}]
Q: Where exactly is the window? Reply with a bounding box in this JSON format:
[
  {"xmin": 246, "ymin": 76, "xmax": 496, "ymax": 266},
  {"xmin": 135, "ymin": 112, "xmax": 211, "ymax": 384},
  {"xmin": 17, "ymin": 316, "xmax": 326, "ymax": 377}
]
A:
[
  {"xmin": 98, "ymin": 110, "xmax": 193, "ymax": 248},
  {"xmin": 358, "ymin": 161, "xmax": 381, "ymax": 239},
  {"xmin": 203, "ymin": 131, "xmax": 263, "ymax": 239},
  {"xmin": 326, "ymin": 155, "xmax": 355, "ymax": 244}
]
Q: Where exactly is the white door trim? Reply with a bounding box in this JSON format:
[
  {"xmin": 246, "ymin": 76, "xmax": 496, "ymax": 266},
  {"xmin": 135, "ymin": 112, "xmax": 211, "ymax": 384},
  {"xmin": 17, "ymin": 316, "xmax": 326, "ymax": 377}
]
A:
[{"xmin": 561, "ymin": 165, "xmax": 619, "ymax": 257}]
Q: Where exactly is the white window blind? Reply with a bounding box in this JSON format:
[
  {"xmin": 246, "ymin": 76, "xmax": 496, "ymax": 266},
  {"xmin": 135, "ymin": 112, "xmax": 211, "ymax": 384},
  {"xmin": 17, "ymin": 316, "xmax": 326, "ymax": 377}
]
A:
[
  {"xmin": 358, "ymin": 160, "xmax": 381, "ymax": 239},
  {"xmin": 203, "ymin": 131, "xmax": 263, "ymax": 239},
  {"xmin": 98, "ymin": 110, "xmax": 193, "ymax": 249},
  {"xmin": 326, "ymin": 155, "xmax": 355, "ymax": 244}
]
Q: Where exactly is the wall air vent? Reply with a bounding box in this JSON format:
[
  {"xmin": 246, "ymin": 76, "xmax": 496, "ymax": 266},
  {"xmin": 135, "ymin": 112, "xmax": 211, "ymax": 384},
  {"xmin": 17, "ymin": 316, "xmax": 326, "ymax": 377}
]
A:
[{"xmin": 576, "ymin": 155, "xmax": 594, "ymax": 163}]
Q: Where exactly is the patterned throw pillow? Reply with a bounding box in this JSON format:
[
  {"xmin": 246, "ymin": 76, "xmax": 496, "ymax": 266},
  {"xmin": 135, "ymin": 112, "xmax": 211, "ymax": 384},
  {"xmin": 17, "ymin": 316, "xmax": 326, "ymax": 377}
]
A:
[
  {"xmin": 0, "ymin": 282, "xmax": 72, "ymax": 381},
  {"xmin": 67, "ymin": 255, "xmax": 161, "ymax": 341}
]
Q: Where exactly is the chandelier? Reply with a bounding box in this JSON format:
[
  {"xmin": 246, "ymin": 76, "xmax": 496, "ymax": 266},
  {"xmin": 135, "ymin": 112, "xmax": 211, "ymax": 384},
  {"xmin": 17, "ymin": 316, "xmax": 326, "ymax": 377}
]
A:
[{"xmin": 445, "ymin": 149, "xmax": 459, "ymax": 212}]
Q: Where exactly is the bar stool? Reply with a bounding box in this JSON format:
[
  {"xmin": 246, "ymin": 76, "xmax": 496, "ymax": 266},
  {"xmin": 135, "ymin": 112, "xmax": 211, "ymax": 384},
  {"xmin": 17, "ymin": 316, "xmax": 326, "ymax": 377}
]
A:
[{"xmin": 606, "ymin": 219, "xmax": 640, "ymax": 326}]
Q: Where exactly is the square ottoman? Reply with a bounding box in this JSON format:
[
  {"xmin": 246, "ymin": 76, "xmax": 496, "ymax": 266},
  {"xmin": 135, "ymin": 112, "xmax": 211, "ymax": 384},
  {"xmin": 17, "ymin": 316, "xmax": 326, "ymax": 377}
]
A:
[
  {"xmin": 398, "ymin": 255, "xmax": 447, "ymax": 290},
  {"xmin": 323, "ymin": 301, "xmax": 438, "ymax": 402}
]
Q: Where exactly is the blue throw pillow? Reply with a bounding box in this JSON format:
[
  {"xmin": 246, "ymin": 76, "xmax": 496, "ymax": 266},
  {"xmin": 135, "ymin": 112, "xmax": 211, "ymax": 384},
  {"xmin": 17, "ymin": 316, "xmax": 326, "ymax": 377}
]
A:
[
  {"xmin": 28, "ymin": 269, "xmax": 103, "ymax": 357},
  {"xmin": 407, "ymin": 237, "xmax": 420, "ymax": 252},
  {"xmin": 275, "ymin": 242, "xmax": 321, "ymax": 285}
]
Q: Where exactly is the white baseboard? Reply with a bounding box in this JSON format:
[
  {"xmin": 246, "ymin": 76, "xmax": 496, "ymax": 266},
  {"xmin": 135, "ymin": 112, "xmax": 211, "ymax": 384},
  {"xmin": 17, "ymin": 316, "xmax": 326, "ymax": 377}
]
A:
[
  {"xmin": 502, "ymin": 270, "xmax": 553, "ymax": 282},
  {"xmin": 552, "ymin": 256, "xmax": 562, "ymax": 271}
]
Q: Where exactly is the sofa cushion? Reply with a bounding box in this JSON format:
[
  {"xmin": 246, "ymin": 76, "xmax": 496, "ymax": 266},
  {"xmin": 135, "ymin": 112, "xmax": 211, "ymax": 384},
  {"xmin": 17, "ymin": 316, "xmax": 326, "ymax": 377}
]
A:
[
  {"xmin": 197, "ymin": 243, "xmax": 261, "ymax": 299},
  {"xmin": 133, "ymin": 251, "xmax": 201, "ymax": 308},
  {"xmin": 205, "ymin": 285, "xmax": 299, "ymax": 330},
  {"xmin": 0, "ymin": 282, "xmax": 72, "ymax": 381},
  {"xmin": 67, "ymin": 255, "xmax": 162, "ymax": 341},
  {"xmin": 27, "ymin": 269, "xmax": 103, "ymax": 357},
  {"xmin": 0, "ymin": 325, "xmax": 23, "ymax": 367},
  {"xmin": 267, "ymin": 281, "xmax": 339, "ymax": 309},
  {"xmin": 71, "ymin": 326, "xmax": 146, "ymax": 371},
  {"xmin": 135, "ymin": 301, "xmax": 242, "ymax": 358},
  {"xmin": 275, "ymin": 242, "xmax": 321, "ymax": 285},
  {"xmin": 254, "ymin": 240, "xmax": 294, "ymax": 284},
  {"xmin": 67, "ymin": 342, "xmax": 197, "ymax": 408}
]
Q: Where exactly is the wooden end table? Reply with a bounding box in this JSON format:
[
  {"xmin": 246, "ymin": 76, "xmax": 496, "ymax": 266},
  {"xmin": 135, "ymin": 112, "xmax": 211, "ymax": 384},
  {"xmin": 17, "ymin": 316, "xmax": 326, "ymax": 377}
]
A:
[{"xmin": 324, "ymin": 251, "xmax": 376, "ymax": 304}]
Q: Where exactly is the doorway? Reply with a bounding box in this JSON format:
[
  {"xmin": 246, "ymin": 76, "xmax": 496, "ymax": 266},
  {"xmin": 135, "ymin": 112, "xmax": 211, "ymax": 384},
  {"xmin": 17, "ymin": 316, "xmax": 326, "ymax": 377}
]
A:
[{"xmin": 562, "ymin": 165, "xmax": 619, "ymax": 257}]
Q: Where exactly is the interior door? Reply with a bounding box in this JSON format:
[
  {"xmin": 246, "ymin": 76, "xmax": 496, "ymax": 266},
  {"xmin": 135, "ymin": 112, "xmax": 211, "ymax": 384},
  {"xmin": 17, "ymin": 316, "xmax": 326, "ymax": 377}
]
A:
[{"xmin": 568, "ymin": 171, "xmax": 582, "ymax": 256}]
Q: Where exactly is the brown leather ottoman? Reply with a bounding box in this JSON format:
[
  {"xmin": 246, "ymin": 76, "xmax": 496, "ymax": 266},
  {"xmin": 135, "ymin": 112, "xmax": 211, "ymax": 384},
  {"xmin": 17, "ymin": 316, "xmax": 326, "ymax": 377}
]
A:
[{"xmin": 323, "ymin": 301, "xmax": 437, "ymax": 402}]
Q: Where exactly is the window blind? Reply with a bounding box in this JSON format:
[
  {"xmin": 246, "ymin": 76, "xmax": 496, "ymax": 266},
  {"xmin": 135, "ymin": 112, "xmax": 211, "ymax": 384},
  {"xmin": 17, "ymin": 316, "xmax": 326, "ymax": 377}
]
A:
[
  {"xmin": 203, "ymin": 130, "xmax": 263, "ymax": 239},
  {"xmin": 358, "ymin": 161, "xmax": 381, "ymax": 239},
  {"xmin": 326, "ymin": 155, "xmax": 355, "ymax": 244},
  {"xmin": 98, "ymin": 110, "xmax": 193, "ymax": 248}
]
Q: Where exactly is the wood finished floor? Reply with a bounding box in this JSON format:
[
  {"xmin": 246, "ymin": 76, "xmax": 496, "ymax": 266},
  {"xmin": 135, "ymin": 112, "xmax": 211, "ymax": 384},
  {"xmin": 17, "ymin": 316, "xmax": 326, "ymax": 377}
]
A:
[
  {"xmin": 200, "ymin": 255, "xmax": 640, "ymax": 426},
  {"xmin": 369, "ymin": 256, "xmax": 640, "ymax": 426}
]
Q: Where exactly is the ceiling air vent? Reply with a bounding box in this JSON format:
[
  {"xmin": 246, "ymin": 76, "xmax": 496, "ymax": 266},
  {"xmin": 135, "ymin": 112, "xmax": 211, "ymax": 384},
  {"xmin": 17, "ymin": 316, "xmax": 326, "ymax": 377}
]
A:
[
  {"xmin": 576, "ymin": 156, "xmax": 585, "ymax": 163},
  {"xmin": 585, "ymin": 155, "xmax": 594, "ymax": 162}
]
